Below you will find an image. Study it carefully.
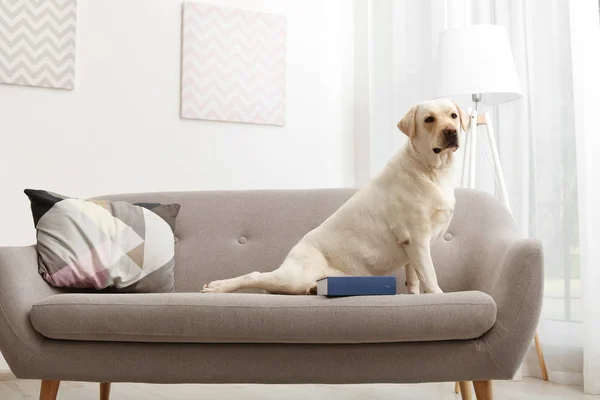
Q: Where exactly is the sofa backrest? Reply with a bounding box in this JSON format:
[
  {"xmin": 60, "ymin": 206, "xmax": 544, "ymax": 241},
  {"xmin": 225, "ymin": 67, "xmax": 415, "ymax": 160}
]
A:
[{"xmin": 98, "ymin": 188, "xmax": 516, "ymax": 293}]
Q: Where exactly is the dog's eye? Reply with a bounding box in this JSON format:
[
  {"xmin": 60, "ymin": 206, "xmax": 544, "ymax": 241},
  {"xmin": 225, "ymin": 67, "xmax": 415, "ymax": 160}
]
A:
[
  {"xmin": 451, "ymin": 113, "xmax": 458, "ymax": 119},
  {"xmin": 424, "ymin": 116, "xmax": 435, "ymax": 123}
]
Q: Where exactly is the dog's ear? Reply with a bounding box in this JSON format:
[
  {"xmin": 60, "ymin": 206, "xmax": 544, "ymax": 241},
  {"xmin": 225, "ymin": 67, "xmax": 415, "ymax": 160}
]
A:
[
  {"xmin": 397, "ymin": 105, "xmax": 418, "ymax": 138},
  {"xmin": 452, "ymin": 101, "xmax": 469, "ymax": 133}
]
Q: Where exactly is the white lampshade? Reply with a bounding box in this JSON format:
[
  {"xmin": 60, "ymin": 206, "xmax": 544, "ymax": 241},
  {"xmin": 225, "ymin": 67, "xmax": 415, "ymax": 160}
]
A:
[{"xmin": 433, "ymin": 24, "xmax": 522, "ymax": 105}]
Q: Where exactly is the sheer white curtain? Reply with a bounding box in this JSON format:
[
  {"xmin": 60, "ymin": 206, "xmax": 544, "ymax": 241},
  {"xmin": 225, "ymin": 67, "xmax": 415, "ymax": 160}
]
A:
[
  {"xmin": 356, "ymin": 0, "xmax": 600, "ymax": 393},
  {"xmin": 568, "ymin": 0, "xmax": 600, "ymax": 394}
]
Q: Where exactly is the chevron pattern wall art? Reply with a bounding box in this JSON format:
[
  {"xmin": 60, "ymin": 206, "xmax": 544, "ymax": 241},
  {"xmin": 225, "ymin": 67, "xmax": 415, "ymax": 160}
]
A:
[
  {"xmin": 0, "ymin": 0, "xmax": 77, "ymax": 90},
  {"xmin": 181, "ymin": 2, "xmax": 287, "ymax": 126}
]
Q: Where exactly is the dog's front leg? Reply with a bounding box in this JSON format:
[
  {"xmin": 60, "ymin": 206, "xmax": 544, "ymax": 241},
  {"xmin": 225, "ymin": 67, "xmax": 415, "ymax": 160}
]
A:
[
  {"xmin": 201, "ymin": 269, "xmax": 316, "ymax": 295},
  {"xmin": 403, "ymin": 241, "xmax": 443, "ymax": 294},
  {"xmin": 404, "ymin": 264, "xmax": 420, "ymax": 294}
]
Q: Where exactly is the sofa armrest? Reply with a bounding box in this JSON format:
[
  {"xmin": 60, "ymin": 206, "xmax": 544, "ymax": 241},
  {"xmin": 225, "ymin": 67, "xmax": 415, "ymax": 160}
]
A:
[
  {"xmin": 478, "ymin": 237, "xmax": 544, "ymax": 378},
  {"xmin": 0, "ymin": 245, "xmax": 61, "ymax": 376}
]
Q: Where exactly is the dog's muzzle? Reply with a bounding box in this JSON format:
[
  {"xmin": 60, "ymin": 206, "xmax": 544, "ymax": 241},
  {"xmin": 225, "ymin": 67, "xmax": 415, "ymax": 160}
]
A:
[{"xmin": 433, "ymin": 129, "xmax": 459, "ymax": 154}]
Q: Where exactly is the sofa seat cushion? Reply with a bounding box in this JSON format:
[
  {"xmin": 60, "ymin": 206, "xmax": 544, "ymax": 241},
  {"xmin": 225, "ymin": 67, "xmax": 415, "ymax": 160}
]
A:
[{"xmin": 30, "ymin": 291, "xmax": 496, "ymax": 344}]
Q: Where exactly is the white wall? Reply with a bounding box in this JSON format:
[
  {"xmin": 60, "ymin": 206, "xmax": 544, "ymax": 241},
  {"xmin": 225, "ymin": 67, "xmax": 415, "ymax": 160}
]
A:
[
  {"xmin": 0, "ymin": 0, "xmax": 355, "ymax": 247},
  {"xmin": 0, "ymin": 0, "xmax": 355, "ymax": 371}
]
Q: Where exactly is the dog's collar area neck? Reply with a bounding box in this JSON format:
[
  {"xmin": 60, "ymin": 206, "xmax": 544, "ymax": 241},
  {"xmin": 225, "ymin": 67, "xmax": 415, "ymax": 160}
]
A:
[
  {"xmin": 405, "ymin": 142, "xmax": 454, "ymax": 174},
  {"xmin": 405, "ymin": 143, "xmax": 436, "ymax": 173}
]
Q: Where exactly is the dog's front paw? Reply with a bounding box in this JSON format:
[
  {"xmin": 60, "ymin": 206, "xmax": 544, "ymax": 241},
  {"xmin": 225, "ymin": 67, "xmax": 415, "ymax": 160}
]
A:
[
  {"xmin": 305, "ymin": 283, "xmax": 318, "ymax": 295},
  {"xmin": 406, "ymin": 282, "xmax": 420, "ymax": 294},
  {"xmin": 427, "ymin": 287, "xmax": 444, "ymax": 294}
]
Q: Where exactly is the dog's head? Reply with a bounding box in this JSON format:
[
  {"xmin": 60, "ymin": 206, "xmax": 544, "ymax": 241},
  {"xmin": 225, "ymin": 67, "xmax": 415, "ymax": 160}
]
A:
[{"xmin": 397, "ymin": 98, "xmax": 467, "ymax": 166}]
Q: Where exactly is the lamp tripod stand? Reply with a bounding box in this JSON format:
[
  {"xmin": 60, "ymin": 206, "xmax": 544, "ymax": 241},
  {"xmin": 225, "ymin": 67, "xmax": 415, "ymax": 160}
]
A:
[{"xmin": 453, "ymin": 94, "xmax": 548, "ymax": 396}]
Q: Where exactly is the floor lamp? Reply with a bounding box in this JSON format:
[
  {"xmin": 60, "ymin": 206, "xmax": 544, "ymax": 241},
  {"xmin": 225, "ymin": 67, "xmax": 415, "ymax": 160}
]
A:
[{"xmin": 432, "ymin": 24, "xmax": 549, "ymax": 392}]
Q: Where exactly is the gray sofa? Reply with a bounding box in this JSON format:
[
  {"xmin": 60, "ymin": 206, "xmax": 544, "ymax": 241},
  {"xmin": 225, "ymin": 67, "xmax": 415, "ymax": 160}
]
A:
[{"xmin": 0, "ymin": 188, "xmax": 543, "ymax": 400}]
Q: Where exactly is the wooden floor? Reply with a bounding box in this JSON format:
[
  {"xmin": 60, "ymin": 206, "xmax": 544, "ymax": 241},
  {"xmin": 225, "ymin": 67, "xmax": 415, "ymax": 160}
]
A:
[{"xmin": 0, "ymin": 378, "xmax": 596, "ymax": 399}]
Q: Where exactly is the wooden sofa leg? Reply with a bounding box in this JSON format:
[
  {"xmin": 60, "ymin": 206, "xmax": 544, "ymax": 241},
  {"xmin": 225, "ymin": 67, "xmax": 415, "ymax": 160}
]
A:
[
  {"xmin": 39, "ymin": 380, "xmax": 60, "ymax": 400},
  {"xmin": 534, "ymin": 333, "xmax": 549, "ymax": 380},
  {"xmin": 473, "ymin": 380, "xmax": 493, "ymax": 400},
  {"xmin": 100, "ymin": 382, "xmax": 112, "ymax": 400},
  {"xmin": 455, "ymin": 381, "xmax": 460, "ymax": 393},
  {"xmin": 458, "ymin": 381, "xmax": 472, "ymax": 400}
]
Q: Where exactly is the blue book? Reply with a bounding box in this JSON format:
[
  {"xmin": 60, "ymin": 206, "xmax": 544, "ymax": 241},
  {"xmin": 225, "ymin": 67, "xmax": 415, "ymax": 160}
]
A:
[{"xmin": 316, "ymin": 276, "xmax": 396, "ymax": 297}]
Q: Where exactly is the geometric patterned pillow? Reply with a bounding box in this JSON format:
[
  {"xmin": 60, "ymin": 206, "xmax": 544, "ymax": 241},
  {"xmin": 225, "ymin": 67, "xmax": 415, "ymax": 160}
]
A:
[{"xmin": 24, "ymin": 189, "xmax": 181, "ymax": 293}]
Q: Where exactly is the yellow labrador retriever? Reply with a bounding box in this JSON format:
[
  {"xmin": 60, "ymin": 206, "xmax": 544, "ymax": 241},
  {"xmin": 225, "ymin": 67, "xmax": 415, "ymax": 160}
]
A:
[{"xmin": 202, "ymin": 98, "xmax": 467, "ymax": 295}]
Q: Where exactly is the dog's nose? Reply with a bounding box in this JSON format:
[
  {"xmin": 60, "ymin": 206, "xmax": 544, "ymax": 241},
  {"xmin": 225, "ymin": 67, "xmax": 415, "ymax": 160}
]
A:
[{"xmin": 443, "ymin": 128, "xmax": 458, "ymax": 140}]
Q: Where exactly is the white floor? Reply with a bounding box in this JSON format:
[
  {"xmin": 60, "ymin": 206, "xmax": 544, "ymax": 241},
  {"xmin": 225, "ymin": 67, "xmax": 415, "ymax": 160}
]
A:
[{"xmin": 0, "ymin": 378, "xmax": 596, "ymax": 399}]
